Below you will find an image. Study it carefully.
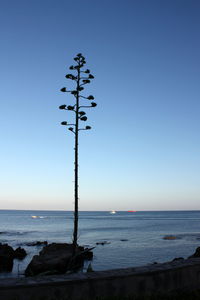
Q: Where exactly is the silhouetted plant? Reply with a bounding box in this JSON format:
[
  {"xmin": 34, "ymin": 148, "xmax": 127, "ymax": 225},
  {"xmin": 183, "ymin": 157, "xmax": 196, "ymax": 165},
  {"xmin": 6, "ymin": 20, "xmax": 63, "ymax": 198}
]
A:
[{"xmin": 60, "ymin": 53, "xmax": 96, "ymax": 248}]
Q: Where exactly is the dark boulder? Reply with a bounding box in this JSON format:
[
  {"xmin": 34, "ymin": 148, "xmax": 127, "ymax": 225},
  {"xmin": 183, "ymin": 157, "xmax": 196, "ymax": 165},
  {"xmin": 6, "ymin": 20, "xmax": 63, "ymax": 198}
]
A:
[
  {"xmin": 172, "ymin": 257, "xmax": 184, "ymax": 262},
  {"xmin": 0, "ymin": 243, "xmax": 27, "ymax": 272},
  {"xmin": 188, "ymin": 247, "xmax": 200, "ymax": 258},
  {"xmin": 14, "ymin": 247, "xmax": 27, "ymax": 259},
  {"xmin": 25, "ymin": 243, "xmax": 93, "ymax": 277},
  {"xmin": 0, "ymin": 243, "xmax": 15, "ymax": 272},
  {"xmin": 81, "ymin": 248, "xmax": 93, "ymax": 260},
  {"xmin": 96, "ymin": 241, "xmax": 110, "ymax": 245}
]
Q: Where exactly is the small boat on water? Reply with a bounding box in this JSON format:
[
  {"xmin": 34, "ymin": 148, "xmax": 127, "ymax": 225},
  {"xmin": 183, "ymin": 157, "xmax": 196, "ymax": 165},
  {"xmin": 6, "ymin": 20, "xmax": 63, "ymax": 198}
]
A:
[
  {"xmin": 31, "ymin": 216, "xmax": 39, "ymax": 219},
  {"xmin": 127, "ymin": 210, "xmax": 137, "ymax": 212},
  {"xmin": 110, "ymin": 210, "xmax": 116, "ymax": 214}
]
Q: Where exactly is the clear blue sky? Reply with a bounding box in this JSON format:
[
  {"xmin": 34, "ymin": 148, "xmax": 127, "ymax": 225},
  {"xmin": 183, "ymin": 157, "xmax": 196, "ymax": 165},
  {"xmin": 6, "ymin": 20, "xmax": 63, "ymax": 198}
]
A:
[{"xmin": 1, "ymin": 0, "xmax": 200, "ymax": 210}]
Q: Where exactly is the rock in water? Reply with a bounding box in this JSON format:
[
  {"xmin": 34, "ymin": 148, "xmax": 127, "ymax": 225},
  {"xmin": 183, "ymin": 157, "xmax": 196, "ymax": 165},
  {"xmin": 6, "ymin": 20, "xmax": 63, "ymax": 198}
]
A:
[
  {"xmin": 188, "ymin": 246, "xmax": 200, "ymax": 258},
  {"xmin": 0, "ymin": 244, "xmax": 27, "ymax": 272},
  {"xmin": 26, "ymin": 241, "xmax": 48, "ymax": 247},
  {"xmin": 96, "ymin": 241, "xmax": 110, "ymax": 245},
  {"xmin": 172, "ymin": 257, "xmax": 184, "ymax": 261},
  {"xmin": 25, "ymin": 243, "xmax": 93, "ymax": 276},
  {"xmin": 14, "ymin": 247, "xmax": 27, "ymax": 259},
  {"xmin": 0, "ymin": 243, "xmax": 15, "ymax": 272},
  {"xmin": 86, "ymin": 263, "xmax": 93, "ymax": 272}
]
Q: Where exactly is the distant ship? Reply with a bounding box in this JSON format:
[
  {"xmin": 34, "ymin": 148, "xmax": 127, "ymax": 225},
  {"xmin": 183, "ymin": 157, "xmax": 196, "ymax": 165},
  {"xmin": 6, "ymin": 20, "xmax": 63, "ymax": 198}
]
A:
[
  {"xmin": 31, "ymin": 216, "xmax": 46, "ymax": 219},
  {"xmin": 110, "ymin": 210, "xmax": 116, "ymax": 214},
  {"xmin": 127, "ymin": 210, "xmax": 137, "ymax": 212}
]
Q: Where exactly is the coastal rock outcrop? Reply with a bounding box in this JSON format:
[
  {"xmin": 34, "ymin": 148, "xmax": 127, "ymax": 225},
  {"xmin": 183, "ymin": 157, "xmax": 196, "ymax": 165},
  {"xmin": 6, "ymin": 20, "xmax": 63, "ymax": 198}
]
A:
[
  {"xmin": 0, "ymin": 243, "xmax": 27, "ymax": 272},
  {"xmin": 14, "ymin": 247, "xmax": 27, "ymax": 259},
  {"xmin": 26, "ymin": 241, "xmax": 48, "ymax": 247},
  {"xmin": 25, "ymin": 243, "xmax": 93, "ymax": 276},
  {"xmin": 172, "ymin": 257, "xmax": 184, "ymax": 261},
  {"xmin": 188, "ymin": 246, "xmax": 200, "ymax": 258},
  {"xmin": 0, "ymin": 243, "xmax": 15, "ymax": 272},
  {"xmin": 96, "ymin": 241, "xmax": 110, "ymax": 245}
]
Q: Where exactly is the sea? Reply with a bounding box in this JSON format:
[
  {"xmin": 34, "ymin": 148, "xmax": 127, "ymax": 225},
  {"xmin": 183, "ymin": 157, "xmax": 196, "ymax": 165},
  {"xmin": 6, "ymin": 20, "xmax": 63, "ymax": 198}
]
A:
[{"xmin": 1, "ymin": 210, "xmax": 200, "ymax": 278}]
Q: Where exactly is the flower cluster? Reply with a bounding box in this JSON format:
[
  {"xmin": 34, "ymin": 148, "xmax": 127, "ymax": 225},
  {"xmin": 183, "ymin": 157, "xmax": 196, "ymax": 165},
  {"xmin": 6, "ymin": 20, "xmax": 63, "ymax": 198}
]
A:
[{"xmin": 59, "ymin": 53, "xmax": 97, "ymax": 133}]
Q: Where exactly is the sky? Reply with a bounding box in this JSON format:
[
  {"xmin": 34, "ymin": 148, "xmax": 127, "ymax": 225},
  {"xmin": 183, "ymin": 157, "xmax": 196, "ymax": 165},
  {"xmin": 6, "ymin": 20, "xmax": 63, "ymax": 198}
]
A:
[{"xmin": 0, "ymin": 0, "xmax": 200, "ymax": 211}]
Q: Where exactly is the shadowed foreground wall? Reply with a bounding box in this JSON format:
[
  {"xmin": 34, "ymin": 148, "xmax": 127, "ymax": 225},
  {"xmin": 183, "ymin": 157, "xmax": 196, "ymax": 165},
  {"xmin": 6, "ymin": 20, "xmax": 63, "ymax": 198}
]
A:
[{"xmin": 1, "ymin": 258, "xmax": 200, "ymax": 300}]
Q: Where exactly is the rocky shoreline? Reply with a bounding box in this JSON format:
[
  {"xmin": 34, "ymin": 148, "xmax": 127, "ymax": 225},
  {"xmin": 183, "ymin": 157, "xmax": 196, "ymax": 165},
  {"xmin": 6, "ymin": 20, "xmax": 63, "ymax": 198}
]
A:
[
  {"xmin": 0, "ymin": 242, "xmax": 93, "ymax": 276},
  {"xmin": 1, "ymin": 239, "xmax": 200, "ymax": 278},
  {"xmin": 0, "ymin": 243, "xmax": 27, "ymax": 272}
]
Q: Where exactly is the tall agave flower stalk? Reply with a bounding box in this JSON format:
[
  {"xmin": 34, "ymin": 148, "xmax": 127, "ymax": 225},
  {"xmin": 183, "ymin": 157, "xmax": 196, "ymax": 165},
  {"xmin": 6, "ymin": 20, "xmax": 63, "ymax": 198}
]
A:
[{"xmin": 59, "ymin": 53, "xmax": 96, "ymax": 248}]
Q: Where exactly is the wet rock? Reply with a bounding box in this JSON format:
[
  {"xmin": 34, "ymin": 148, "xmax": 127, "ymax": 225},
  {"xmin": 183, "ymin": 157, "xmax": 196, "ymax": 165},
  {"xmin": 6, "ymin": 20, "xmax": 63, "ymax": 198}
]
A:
[
  {"xmin": 86, "ymin": 263, "xmax": 93, "ymax": 272},
  {"xmin": 188, "ymin": 247, "xmax": 200, "ymax": 258},
  {"xmin": 0, "ymin": 244, "xmax": 27, "ymax": 271},
  {"xmin": 163, "ymin": 235, "xmax": 177, "ymax": 240},
  {"xmin": 26, "ymin": 241, "xmax": 48, "ymax": 247},
  {"xmin": 25, "ymin": 243, "xmax": 93, "ymax": 277},
  {"xmin": 80, "ymin": 248, "xmax": 93, "ymax": 260},
  {"xmin": 172, "ymin": 257, "xmax": 184, "ymax": 261},
  {"xmin": 14, "ymin": 247, "xmax": 27, "ymax": 259},
  {"xmin": 96, "ymin": 241, "xmax": 110, "ymax": 245},
  {"xmin": 0, "ymin": 243, "xmax": 15, "ymax": 272}
]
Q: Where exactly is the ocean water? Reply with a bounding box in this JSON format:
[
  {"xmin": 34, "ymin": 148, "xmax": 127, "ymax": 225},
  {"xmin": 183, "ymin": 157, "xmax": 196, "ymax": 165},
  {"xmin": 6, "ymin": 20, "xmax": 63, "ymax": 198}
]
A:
[{"xmin": 1, "ymin": 210, "xmax": 200, "ymax": 277}]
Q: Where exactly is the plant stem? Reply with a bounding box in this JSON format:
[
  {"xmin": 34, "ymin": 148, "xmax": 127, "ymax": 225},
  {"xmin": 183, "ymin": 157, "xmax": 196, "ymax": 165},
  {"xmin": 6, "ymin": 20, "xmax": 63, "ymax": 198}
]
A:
[{"xmin": 73, "ymin": 65, "xmax": 80, "ymax": 248}]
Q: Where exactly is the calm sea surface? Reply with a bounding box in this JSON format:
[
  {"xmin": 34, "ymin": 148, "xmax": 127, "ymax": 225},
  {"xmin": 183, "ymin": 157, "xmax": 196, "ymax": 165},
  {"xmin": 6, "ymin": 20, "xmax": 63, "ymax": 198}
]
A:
[{"xmin": 1, "ymin": 210, "xmax": 200, "ymax": 277}]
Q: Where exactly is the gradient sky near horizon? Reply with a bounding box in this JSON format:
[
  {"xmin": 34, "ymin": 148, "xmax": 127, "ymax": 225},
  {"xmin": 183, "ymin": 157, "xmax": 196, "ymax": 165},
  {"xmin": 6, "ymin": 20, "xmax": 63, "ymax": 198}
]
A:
[{"xmin": 0, "ymin": 0, "xmax": 200, "ymax": 211}]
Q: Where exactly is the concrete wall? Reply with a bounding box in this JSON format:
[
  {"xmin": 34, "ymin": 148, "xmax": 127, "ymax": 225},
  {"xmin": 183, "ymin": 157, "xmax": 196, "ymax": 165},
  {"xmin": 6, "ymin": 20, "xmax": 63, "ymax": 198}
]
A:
[{"xmin": 1, "ymin": 258, "xmax": 200, "ymax": 300}]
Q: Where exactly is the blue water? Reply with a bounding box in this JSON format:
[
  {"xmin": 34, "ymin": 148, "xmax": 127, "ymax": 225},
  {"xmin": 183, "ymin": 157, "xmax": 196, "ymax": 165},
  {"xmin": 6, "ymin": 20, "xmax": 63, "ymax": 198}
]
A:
[{"xmin": 1, "ymin": 210, "xmax": 200, "ymax": 277}]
